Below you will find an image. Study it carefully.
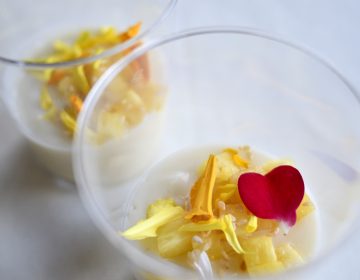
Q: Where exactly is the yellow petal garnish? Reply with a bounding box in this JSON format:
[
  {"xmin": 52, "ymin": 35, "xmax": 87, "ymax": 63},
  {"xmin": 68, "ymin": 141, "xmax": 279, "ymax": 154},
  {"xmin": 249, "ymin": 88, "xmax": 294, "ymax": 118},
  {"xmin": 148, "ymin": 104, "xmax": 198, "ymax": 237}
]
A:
[
  {"xmin": 232, "ymin": 154, "xmax": 248, "ymax": 168},
  {"xmin": 221, "ymin": 214, "xmax": 245, "ymax": 254},
  {"xmin": 92, "ymin": 48, "xmax": 105, "ymax": 70},
  {"xmin": 70, "ymin": 95, "xmax": 83, "ymax": 113},
  {"xmin": 147, "ymin": 198, "xmax": 176, "ymax": 218},
  {"xmin": 181, "ymin": 214, "xmax": 244, "ymax": 254},
  {"xmin": 223, "ymin": 148, "xmax": 238, "ymax": 155},
  {"xmin": 127, "ymin": 22, "xmax": 142, "ymax": 38},
  {"xmin": 223, "ymin": 147, "xmax": 249, "ymax": 168},
  {"xmin": 53, "ymin": 40, "xmax": 71, "ymax": 53},
  {"xmin": 60, "ymin": 111, "xmax": 76, "ymax": 133},
  {"xmin": 246, "ymin": 215, "xmax": 258, "ymax": 233},
  {"xmin": 73, "ymin": 66, "xmax": 90, "ymax": 94},
  {"xmin": 122, "ymin": 205, "xmax": 184, "ymax": 240},
  {"xmin": 180, "ymin": 218, "xmax": 222, "ymax": 232},
  {"xmin": 185, "ymin": 155, "xmax": 217, "ymax": 221},
  {"xmin": 76, "ymin": 31, "xmax": 91, "ymax": 45}
]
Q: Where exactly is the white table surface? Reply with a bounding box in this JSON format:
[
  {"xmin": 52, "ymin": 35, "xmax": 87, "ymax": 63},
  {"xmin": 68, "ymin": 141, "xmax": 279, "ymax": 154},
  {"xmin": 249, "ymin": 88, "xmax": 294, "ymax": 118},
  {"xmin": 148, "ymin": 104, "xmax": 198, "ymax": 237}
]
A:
[{"xmin": 1, "ymin": 0, "xmax": 360, "ymax": 279}]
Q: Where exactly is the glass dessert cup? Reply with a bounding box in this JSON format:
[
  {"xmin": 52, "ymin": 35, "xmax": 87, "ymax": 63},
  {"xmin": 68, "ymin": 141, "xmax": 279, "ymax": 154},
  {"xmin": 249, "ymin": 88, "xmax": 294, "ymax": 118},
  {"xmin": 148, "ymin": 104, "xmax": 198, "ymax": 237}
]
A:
[
  {"xmin": 73, "ymin": 27, "xmax": 360, "ymax": 279},
  {"xmin": 0, "ymin": 0, "xmax": 176, "ymax": 181}
]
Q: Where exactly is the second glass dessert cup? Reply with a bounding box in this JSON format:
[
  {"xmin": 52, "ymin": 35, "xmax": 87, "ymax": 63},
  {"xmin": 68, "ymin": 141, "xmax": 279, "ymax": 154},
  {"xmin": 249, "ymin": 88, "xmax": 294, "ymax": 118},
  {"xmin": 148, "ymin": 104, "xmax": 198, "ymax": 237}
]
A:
[
  {"xmin": 73, "ymin": 27, "xmax": 360, "ymax": 279},
  {"xmin": 0, "ymin": 0, "xmax": 177, "ymax": 181}
]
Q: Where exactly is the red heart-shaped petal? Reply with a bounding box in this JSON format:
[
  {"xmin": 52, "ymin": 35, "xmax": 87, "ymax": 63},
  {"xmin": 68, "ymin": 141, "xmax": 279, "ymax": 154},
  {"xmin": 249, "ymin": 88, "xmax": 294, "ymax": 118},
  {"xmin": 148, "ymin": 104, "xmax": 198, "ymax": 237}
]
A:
[{"xmin": 237, "ymin": 165, "xmax": 305, "ymax": 226}]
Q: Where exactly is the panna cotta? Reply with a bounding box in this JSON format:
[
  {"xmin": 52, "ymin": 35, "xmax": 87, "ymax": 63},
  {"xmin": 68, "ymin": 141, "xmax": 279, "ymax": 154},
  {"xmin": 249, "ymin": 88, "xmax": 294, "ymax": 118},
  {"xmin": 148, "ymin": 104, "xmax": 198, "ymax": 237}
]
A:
[
  {"xmin": 9, "ymin": 24, "xmax": 166, "ymax": 181},
  {"xmin": 122, "ymin": 145, "xmax": 318, "ymax": 277}
]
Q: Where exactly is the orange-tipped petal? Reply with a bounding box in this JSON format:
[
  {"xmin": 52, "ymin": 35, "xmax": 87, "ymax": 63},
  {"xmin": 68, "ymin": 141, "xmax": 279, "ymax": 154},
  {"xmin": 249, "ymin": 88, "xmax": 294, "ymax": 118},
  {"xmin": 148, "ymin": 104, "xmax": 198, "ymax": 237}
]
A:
[
  {"xmin": 186, "ymin": 155, "xmax": 217, "ymax": 221},
  {"xmin": 127, "ymin": 22, "xmax": 142, "ymax": 38}
]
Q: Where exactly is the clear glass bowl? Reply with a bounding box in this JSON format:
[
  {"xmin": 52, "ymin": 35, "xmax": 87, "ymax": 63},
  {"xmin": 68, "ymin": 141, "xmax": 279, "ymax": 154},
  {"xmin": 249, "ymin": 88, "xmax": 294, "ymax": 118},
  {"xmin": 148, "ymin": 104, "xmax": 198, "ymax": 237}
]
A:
[
  {"xmin": 0, "ymin": 0, "xmax": 176, "ymax": 181},
  {"xmin": 73, "ymin": 27, "xmax": 360, "ymax": 279}
]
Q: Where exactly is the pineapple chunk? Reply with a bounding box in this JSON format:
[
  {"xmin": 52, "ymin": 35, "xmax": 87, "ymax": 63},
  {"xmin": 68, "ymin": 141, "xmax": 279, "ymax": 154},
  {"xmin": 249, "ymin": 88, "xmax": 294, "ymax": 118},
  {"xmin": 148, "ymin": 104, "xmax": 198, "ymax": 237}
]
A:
[
  {"xmin": 242, "ymin": 236, "xmax": 277, "ymax": 266},
  {"xmin": 206, "ymin": 232, "xmax": 230, "ymax": 260},
  {"xmin": 96, "ymin": 111, "xmax": 126, "ymax": 142},
  {"xmin": 207, "ymin": 232, "xmax": 245, "ymax": 273},
  {"xmin": 242, "ymin": 236, "xmax": 281, "ymax": 274},
  {"xmin": 247, "ymin": 261, "xmax": 284, "ymax": 275},
  {"xmin": 276, "ymin": 244, "xmax": 303, "ymax": 268},
  {"xmin": 296, "ymin": 194, "xmax": 315, "ymax": 221},
  {"xmin": 213, "ymin": 184, "xmax": 237, "ymax": 205},
  {"xmin": 253, "ymin": 219, "xmax": 279, "ymax": 237},
  {"xmin": 157, "ymin": 218, "xmax": 193, "ymax": 258},
  {"xmin": 157, "ymin": 232, "xmax": 193, "ymax": 258},
  {"xmin": 216, "ymin": 152, "xmax": 240, "ymax": 183}
]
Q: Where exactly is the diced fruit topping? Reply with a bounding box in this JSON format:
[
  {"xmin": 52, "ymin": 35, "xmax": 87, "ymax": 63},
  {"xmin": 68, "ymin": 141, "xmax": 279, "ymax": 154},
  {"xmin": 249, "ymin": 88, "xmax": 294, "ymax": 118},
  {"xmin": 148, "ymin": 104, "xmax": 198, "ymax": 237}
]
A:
[
  {"xmin": 121, "ymin": 146, "xmax": 315, "ymax": 276},
  {"xmin": 32, "ymin": 24, "xmax": 165, "ymax": 141}
]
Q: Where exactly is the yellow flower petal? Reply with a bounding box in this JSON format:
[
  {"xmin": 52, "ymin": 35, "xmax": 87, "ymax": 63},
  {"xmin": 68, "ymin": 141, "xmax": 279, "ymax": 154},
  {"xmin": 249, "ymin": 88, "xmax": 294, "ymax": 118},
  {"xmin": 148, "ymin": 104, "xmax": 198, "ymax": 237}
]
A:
[
  {"xmin": 181, "ymin": 214, "xmax": 244, "ymax": 254},
  {"xmin": 186, "ymin": 155, "xmax": 217, "ymax": 221},
  {"xmin": 180, "ymin": 218, "xmax": 222, "ymax": 232},
  {"xmin": 245, "ymin": 215, "xmax": 258, "ymax": 233},
  {"xmin": 91, "ymin": 48, "xmax": 105, "ymax": 71},
  {"xmin": 76, "ymin": 31, "xmax": 91, "ymax": 45},
  {"xmin": 223, "ymin": 147, "xmax": 249, "ymax": 169},
  {"xmin": 60, "ymin": 111, "xmax": 76, "ymax": 133},
  {"xmin": 122, "ymin": 205, "xmax": 184, "ymax": 240},
  {"xmin": 69, "ymin": 95, "xmax": 83, "ymax": 114},
  {"xmin": 53, "ymin": 40, "xmax": 71, "ymax": 53},
  {"xmin": 73, "ymin": 66, "xmax": 90, "ymax": 94},
  {"xmin": 127, "ymin": 22, "xmax": 142, "ymax": 38},
  {"xmin": 147, "ymin": 198, "xmax": 176, "ymax": 218},
  {"xmin": 223, "ymin": 148, "xmax": 238, "ymax": 154},
  {"xmin": 221, "ymin": 215, "xmax": 244, "ymax": 254},
  {"xmin": 232, "ymin": 154, "xmax": 248, "ymax": 168}
]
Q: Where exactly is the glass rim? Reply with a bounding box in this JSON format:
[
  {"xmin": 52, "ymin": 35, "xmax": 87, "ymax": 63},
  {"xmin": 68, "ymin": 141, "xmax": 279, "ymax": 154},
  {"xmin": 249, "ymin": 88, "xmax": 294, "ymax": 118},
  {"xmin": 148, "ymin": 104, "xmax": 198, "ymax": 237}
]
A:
[
  {"xmin": 0, "ymin": 0, "xmax": 177, "ymax": 70},
  {"xmin": 73, "ymin": 26, "xmax": 360, "ymax": 278}
]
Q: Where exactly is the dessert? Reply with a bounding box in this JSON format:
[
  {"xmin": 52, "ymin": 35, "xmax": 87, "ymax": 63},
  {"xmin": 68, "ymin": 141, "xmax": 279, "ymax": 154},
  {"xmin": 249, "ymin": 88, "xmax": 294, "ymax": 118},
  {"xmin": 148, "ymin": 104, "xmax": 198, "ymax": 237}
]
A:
[
  {"xmin": 33, "ymin": 22, "xmax": 159, "ymax": 140},
  {"xmin": 17, "ymin": 23, "xmax": 166, "ymax": 181},
  {"xmin": 122, "ymin": 146, "xmax": 316, "ymax": 277}
]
